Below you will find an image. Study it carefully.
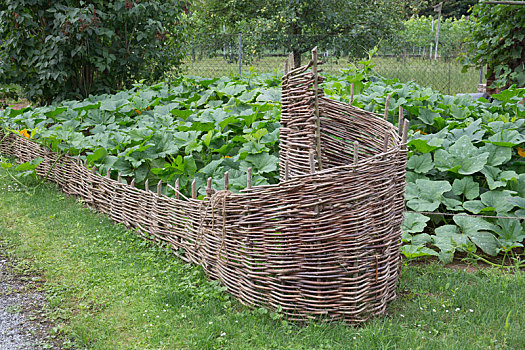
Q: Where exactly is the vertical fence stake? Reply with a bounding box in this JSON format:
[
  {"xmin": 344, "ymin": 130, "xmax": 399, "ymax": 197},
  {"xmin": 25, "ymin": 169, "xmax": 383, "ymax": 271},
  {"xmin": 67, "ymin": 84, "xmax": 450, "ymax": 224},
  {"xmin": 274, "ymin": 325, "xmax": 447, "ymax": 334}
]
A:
[
  {"xmin": 383, "ymin": 133, "xmax": 390, "ymax": 154},
  {"xmin": 144, "ymin": 179, "xmax": 149, "ymax": 192},
  {"xmin": 311, "ymin": 47, "xmax": 323, "ymax": 171},
  {"xmin": 350, "ymin": 83, "xmax": 354, "ymax": 105},
  {"xmin": 175, "ymin": 178, "xmax": 180, "ymax": 200},
  {"xmin": 384, "ymin": 94, "xmax": 391, "ymax": 120},
  {"xmin": 206, "ymin": 177, "xmax": 213, "ymax": 197},
  {"xmin": 238, "ymin": 32, "xmax": 242, "ymax": 78},
  {"xmin": 398, "ymin": 106, "xmax": 404, "ymax": 136},
  {"xmin": 247, "ymin": 167, "xmax": 252, "ymax": 189},
  {"xmin": 224, "ymin": 171, "xmax": 229, "ymax": 190},
  {"xmin": 106, "ymin": 168, "xmax": 111, "ymax": 178},
  {"xmin": 402, "ymin": 120, "xmax": 410, "ymax": 150},
  {"xmin": 191, "ymin": 179, "xmax": 197, "ymax": 199},
  {"xmin": 157, "ymin": 180, "xmax": 162, "ymax": 196},
  {"xmin": 117, "ymin": 172, "xmax": 122, "ymax": 184}
]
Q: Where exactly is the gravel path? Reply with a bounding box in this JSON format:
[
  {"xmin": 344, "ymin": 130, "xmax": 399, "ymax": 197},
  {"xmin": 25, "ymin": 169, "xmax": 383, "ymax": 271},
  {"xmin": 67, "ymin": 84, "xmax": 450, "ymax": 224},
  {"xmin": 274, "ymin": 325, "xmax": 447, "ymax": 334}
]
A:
[{"xmin": 0, "ymin": 254, "xmax": 61, "ymax": 349}]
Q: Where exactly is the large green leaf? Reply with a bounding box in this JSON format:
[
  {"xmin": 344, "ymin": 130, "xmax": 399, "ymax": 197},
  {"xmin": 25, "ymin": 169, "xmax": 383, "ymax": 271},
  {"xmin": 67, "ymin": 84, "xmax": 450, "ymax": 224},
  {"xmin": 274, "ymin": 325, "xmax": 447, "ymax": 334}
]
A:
[
  {"xmin": 406, "ymin": 153, "xmax": 433, "ymax": 173},
  {"xmin": 480, "ymin": 191, "xmax": 516, "ymax": 214},
  {"xmin": 408, "ymin": 137, "xmax": 443, "ymax": 154},
  {"xmin": 242, "ymin": 153, "xmax": 279, "ymax": 174},
  {"xmin": 495, "ymin": 218, "xmax": 525, "ymax": 251},
  {"xmin": 434, "ymin": 135, "xmax": 489, "ymax": 175},
  {"xmin": 487, "ymin": 129, "xmax": 525, "ymax": 147},
  {"xmin": 401, "ymin": 212, "xmax": 430, "ymax": 234},
  {"xmin": 405, "ymin": 179, "xmax": 452, "ymax": 211},
  {"xmin": 401, "ymin": 244, "xmax": 439, "ymax": 259},
  {"xmin": 451, "ymin": 177, "xmax": 479, "ymax": 200},
  {"xmin": 480, "ymin": 143, "xmax": 513, "ymax": 166}
]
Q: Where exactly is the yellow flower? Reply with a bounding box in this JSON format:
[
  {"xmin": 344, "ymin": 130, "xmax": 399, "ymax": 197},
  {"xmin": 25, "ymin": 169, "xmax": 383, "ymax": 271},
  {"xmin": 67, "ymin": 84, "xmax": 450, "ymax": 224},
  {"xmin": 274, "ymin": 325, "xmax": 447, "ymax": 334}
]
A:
[
  {"xmin": 518, "ymin": 147, "xmax": 525, "ymax": 157},
  {"xmin": 135, "ymin": 109, "xmax": 142, "ymax": 115},
  {"xmin": 20, "ymin": 129, "xmax": 30, "ymax": 139},
  {"xmin": 224, "ymin": 156, "xmax": 232, "ymax": 159}
]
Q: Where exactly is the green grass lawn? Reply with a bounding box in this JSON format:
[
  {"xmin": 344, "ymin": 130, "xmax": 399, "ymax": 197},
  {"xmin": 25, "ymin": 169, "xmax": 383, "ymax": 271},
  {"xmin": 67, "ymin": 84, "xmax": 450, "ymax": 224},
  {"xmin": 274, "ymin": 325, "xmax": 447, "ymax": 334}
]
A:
[
  {"xmin": 0, "ymin": 173, "xmax": 523, "ymax": 349},
  {"xmin": 181, "ymin": 56, "xmax": 481, "ymax": 95}
]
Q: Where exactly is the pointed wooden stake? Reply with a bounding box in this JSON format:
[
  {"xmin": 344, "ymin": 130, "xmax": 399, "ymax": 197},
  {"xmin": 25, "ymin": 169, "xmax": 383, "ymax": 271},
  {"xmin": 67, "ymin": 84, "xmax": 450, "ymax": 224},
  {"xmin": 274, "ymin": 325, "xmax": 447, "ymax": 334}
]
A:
[
  {"xmin": 130, "ymin": 178, "xmax": 135, "ymax": 187},
  {"xmin": 384, "ymin": 94, "xmax": 391, "ymax": 120},
  {"xmin": 398, "ymin": 106, "xmax": 404, "ymax": 136},
  {"xmin": 402, "ymin": 120, "xmax": 410, "ymax": 150},
  {"xmin": 106, "ymin": 168, "xmax": 111, "ymax": 178},
  {"xmin": 247, "ymin": 167, "xmax": 252, "ymax": 189},
  {"xmin": 191, "ymin": 179, "xmax": 197, "ymax": 199},
  {"xmin": 117, "ymin": 172, "xmax": 122, "ymax": 184},
  {"xmin": 224, "ymin": 171, "xmax": 229, "ymax": 190},
  {"xmin": 206, "ymin": 177, "xmax": 213, "ymax": 197},
  {"xmin": 144, "ymin": 179, "xmax": 149, "ymax": 192}
]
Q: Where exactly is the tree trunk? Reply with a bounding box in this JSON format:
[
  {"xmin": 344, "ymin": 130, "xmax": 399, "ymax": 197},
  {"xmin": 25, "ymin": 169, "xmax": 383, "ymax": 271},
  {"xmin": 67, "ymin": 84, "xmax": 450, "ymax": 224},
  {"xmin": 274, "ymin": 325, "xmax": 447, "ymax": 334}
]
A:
[{"xmin": 293, "ymin": 49, "xmax": 301, "ymax": 69}]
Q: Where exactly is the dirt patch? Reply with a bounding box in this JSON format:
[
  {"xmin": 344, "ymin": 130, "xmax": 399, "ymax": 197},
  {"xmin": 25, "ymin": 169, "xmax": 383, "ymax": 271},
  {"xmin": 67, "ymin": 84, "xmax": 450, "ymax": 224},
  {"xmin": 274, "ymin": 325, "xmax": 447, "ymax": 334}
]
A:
[{"xmin": 0, "ymin": 251, "xmax": 69, "ymax": 349}]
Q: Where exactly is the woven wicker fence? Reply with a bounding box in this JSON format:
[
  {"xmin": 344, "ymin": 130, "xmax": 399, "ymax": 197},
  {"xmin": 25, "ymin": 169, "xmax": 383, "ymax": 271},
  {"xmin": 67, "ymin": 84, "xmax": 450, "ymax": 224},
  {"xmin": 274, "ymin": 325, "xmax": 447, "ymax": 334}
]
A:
[{"xmin": 0, "ymin": 50, "xmax": 408, "ymax": 323}]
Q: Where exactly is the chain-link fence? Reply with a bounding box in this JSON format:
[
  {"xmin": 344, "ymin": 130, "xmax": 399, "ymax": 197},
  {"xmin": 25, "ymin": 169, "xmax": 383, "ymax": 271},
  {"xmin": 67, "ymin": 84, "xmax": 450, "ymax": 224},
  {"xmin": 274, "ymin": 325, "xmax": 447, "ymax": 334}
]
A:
[{"xmin": 181, "ymin": 33, "xmax": 483, "ymax": 95}]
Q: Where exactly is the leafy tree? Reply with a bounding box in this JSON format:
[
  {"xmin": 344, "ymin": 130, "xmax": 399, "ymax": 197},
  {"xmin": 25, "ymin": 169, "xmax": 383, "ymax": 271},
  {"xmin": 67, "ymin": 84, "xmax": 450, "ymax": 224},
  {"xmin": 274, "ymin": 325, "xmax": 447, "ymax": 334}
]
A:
[
  {"xmin": 463, "ymin": 2, "xmax": 525, "ymax": 90},
  {"xmin": 190, "ymin": 0, "xmax": 405, "ymax": 67},
  {"xmin": 0, "ymin": 1, "xmax": 185, "ymax": 103},
  {"xmin": 417, "ymin": 0, "xmax": 477, "ymax": 18}
]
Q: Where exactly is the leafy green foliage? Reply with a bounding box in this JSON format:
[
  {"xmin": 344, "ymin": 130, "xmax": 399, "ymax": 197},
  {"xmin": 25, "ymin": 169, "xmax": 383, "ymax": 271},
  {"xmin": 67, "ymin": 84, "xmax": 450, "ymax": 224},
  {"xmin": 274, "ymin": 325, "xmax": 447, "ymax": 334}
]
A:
[
  {"xmin": 328, "ymin": 69, "xmax": 525, "ymax": 262},
  {"xmin": 463, "ymin": 3, "xmax": 525, "ymax": 89},
  {"xmin": 0, "ymin": 1, "xmax": 185, "ymax": 103},
  {"xmin": 189, "ymin": 0, "xmax": 403, "ymax": 66},
  {"xmin": 0, "ymin": 74, "xmax": 282, "ymax": 197}
]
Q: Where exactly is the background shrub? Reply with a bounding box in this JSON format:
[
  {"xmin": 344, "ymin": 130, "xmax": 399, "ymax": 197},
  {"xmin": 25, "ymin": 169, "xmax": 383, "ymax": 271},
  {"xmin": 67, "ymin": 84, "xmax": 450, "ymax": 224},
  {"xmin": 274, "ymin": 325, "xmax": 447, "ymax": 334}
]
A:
[{"xmin": 0, "ymin": 0, "xmax": 185, "ymax": 104}]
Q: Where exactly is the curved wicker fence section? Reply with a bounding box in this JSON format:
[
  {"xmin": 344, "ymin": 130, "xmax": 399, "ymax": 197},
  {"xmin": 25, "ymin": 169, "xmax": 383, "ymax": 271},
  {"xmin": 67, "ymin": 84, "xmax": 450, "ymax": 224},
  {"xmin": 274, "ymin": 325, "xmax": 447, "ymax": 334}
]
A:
[{"xmin": 0, "ymin": 51, "xmax": 407, "ymax": 323}]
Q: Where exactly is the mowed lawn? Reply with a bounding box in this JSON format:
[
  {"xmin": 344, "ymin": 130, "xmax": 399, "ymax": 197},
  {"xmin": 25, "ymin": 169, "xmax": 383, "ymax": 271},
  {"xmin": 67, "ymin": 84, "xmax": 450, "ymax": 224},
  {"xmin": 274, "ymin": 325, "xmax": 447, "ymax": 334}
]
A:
[{"xmin": 0, "ymin": 173, "xmax": 523, "ymax": 350}]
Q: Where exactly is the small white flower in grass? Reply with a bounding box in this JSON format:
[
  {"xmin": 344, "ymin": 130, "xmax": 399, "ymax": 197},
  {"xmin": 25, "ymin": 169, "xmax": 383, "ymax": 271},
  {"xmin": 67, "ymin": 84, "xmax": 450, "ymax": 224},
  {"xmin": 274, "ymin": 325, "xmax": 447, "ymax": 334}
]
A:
[
  {"xmin": 432, "ymin": 309, "xmax": 436, "ymax": 312},
  {"xmin": 166, "ymin": 304, "xmax": 169, "ymax": 307},
  {"xmin": 142, "ymin": 314, "xmax": 145, "ymax": 317},
  {"xmin": 419, "ymin": 307, "xmax": 423, "ymax": 311},
  {"xmin": 442, "ymin": 304, "xmax": 445, "ymax": 308},
  {"xmin": 352, "ymin": 337, "xmax": 356, "ymax": 340},
  {"xmin": 220, "ymin": 332, "xmax": 226, "ymax": 337},
  {"xmin": 235, "ymin": 320, "xmax": 238, "ymax": 323},
  {"xmin": 455, "ymin": 308, "xmax": 460, "ymax": 312},
  {"xmin": 417, "ymin": 324, "xmax": 421, "ymax": 327},
  {"xmin": 163, "ymin": 309, "xmax": 167, "ymax": 312},
  {"xmin": 156, "ymin": 315, "xmax": 159, "ymax": 318},
  {"xmin": 181, "ymin": 314, "xmax": 186, "ymax": 318},
  {"xmin": 144, "ymin": 310, "xmax": 147, "ymax": 313},
  {"xmin": 209, "ymin": 321, "xmax": 213, "ymax": 325},
  {"xmin": 446, "ymin": 310, "xmax": 449, "ymax": 313},
  {"xmin": 429, "ymin": 331, "xmax": 431, "ymax": 334},
  {"xmin": 469, "ymin": 309, "xmax": 474, "ymax": 313},
  {"xmin": 400, "ymin": 314, "xmax": 404, "ymax": 318},
  {"xmin": 150, "ymin": 324, "xmax": 153, "ymax": 327}
]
